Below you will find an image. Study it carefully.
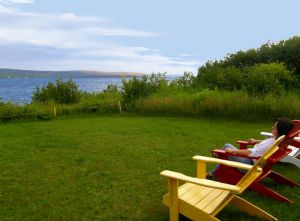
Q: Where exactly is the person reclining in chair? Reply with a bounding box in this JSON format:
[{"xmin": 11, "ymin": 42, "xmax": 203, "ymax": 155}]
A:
[{"xmin": 207, "ymin": 117, "xmax": 294, "ymax": 179}]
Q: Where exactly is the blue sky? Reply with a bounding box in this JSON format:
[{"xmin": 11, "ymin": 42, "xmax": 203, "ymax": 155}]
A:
[{"xmin": 0, "ymin": 0, "xmax": 299, "ymax": 74}]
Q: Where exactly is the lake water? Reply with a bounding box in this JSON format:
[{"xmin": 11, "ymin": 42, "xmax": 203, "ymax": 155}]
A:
[{"xmin": 0, "ymin": 77, "xmax": 177, "ymax": 104}]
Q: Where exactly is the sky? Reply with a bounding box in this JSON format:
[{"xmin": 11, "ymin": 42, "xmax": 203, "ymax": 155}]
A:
[{"xmin": 0, "ymin": 0, "xmax": 299, "ymax": 75}]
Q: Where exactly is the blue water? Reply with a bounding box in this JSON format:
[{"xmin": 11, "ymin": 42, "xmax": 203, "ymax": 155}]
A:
[
  {"xmin": 0, "ymin": 77, "xmax": 128, "ymax": 104},
  {"xmin": 0, "ymin": 76, "xmax": 177, "ymax": 104}
]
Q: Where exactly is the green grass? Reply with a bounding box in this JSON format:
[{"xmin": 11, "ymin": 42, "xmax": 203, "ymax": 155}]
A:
[{"xmin": 0, "ymin": 115, "xmax": 299, "ymax": 220}]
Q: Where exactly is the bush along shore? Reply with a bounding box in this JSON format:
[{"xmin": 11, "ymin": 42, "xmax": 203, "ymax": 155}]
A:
[{"xmin": 1, "ymin": 35, "xmax": 300, "ymax": 122}]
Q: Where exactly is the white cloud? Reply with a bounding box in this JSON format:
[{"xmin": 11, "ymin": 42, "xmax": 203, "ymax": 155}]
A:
[
  {"xmin": 0, "ymin": 4, "xmax": 199, "ymax": 74},
  {"xmin": 0, "ymin": 0, "xmax": 34, "ymax": 4},
  {"xmin": 177, "ymin": 53, "xmax": 192, "ymax": 57},
  {"xmin": 87, "ymin": 27, "xmax": 158, "ymax": 37},
  {"xmin": 0, "ymin": 4, "xmax": 10, "ymax": 12},
  {"xmin": 0, "ymin": 7, "xmax": 156, "ymax": 48}
]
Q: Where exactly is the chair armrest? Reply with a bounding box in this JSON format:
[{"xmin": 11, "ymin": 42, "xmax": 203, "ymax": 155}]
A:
[
  {"xmin": 236, "ymin": 140, "xmax": 258, "ymax": 149},
  {"xmin": 192, "ymin": 155, "xmax": 254, "ymax": 170},
  {"xmin": 260, "ymin": 132, "xmax": 273, "ymax": 138},
  {"xmin": 260, "ymin": 132, "xmax": 300, "ymax": 142},
  {"xmin": 212, "ymin": 150, "xmax": 260, "ymax": 160},
  {"xmin": 291, "ymin": 139, "xmax": 300, "ymax": 148},
  {"xmin": 160, "ymin": 170, "xmax": 241, "ymax": 192}
]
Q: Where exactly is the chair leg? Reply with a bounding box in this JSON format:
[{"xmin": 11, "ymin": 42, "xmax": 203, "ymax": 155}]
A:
[
  {"xmin": 250, "ymin": 182, "xmax": 293, "ymax": 204},
  {"xmin": 230, "ymin": 195, "xmax": 277, "ymax": 221},
  {"xmin": 168, "ymin": 178, "xmax": 179, "ymax": 221},
  {"xmin": 268, "ymin": 171, "xmax": 300, "ymax": 187}
]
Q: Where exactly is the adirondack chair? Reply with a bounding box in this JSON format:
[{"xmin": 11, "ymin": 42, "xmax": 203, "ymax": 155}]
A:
[
  {"xmin": 212, "ymin": 120, "xmax": 300, "ymax": 204},
  {"xmin": 260, "ymin": 131, "xmax": 300, "ymax": 168},
  {"xmin": 160, "ymin": 136, "xmax": 284, "ymax": 221}
]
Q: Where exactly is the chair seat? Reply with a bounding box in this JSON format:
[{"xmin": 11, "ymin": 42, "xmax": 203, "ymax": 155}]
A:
[{"xmin": 163, "ymin": 183, "xmax": 231, "ymax": 215}]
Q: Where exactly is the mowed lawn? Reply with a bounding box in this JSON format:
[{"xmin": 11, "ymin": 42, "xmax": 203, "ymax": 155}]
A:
[{"xmin": 0, "ymin": 115, "xmax": 299, "ymax": 221}]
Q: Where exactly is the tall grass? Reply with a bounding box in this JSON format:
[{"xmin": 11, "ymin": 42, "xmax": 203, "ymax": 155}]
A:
[
  {"xmin": 56, "ymin": 92, "xmax": 121, "ymax": 116},
  {"xmin": 2, "ymin": 85, "xmax": 300, "ymax": 122},
  {"xmin": 0, "ymin": 92, "xmax": 121, "ymax": 122},
  {"xmin": 134, "ymin": 90, "xmax": 300, "ymax": 121},
  {"xmin": 0, "ymin": 102, "xmax": 55, "ymax": 121}
]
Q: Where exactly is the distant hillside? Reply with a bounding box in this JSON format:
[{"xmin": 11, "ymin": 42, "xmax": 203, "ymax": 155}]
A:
[{"xmin": 0, "ymin": 68, "xmax": 143, "ymax": 78}]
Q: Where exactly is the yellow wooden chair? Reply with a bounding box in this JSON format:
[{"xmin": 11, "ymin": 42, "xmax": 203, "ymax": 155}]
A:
[{"xmin": 160, "ymin": 135, "xmax": 285, "ymax": 221}]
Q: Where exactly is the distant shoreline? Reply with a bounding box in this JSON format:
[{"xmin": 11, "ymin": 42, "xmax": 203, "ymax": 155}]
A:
[
  {"xmin": 0, "ymin": 68, "xmax": 144, "ymax": 78},
  {"xmin": 0, "ymin": 75, "xmax": 135, "ymax": 79}
]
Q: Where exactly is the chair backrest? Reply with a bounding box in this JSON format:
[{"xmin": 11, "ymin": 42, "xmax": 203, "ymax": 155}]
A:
[
  {"xmin": 236, "ymin": 135, "xmax": 285, "ymax": 193},
  {"xmin": 288, "ymin": 120, "xmax": 300, "ymax": 157},
  {"xmin": 265, "ymin": 120, "xmax": 300, "ymax": 164},
  {"xmin": 287, "ymin": 120, "xmax": 300, "ymax": 140}
]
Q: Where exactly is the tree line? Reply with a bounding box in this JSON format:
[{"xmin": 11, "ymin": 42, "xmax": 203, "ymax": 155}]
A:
[{"xmin": 196, "ymin": 36, "xmax": 300, "ymax": 94}]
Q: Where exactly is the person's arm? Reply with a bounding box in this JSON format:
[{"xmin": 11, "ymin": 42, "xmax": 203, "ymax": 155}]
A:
[
  {"xmin": 248, "ymin": 138, "xmax": 263, "ymax": 143},
  {"xmin": 225, "ymin": 148, "xmax": 252, "ymax": 155}
]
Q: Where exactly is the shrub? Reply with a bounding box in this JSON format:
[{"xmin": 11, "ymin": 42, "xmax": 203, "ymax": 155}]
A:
[
  {"xmin": 32, "ymin": 79, "xmax": 81, "ymax": 104},
  {"xmin": 121, "ymin": 73, "xmax": 168, "ymax": 108},
  {"xmin": 102, "ymin": 84, "xmax": 120, "ymax": 94},
  {"xmin": 122, "ymin": 76, "xmax": 150, "ymax": 106},
  {"xmin": 245, "ymin": 63, "xmax": 295, "ymax": 96}
]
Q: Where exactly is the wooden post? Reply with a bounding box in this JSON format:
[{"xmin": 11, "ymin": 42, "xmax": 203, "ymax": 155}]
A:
[
  {"xmin": 168, "ymin": 178, "xmax": 179, "ymax": 221},
  {"xmin": 118, "ymin": 101, "xmax": 122, "ymax": 113},
  {"xmin": 197, "ymin": 161, "xmax": 206, "ymax": 178},
  {"xmin": 53, "ymin": 106, "xmax": 57, "ymax": 117}
]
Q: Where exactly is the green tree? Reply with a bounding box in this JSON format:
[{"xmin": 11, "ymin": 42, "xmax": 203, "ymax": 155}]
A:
[
  {"xmin": 223, "ymin": 49, "xmax": 258, "ymax": 67},
  {"xmin": 170, "ymin": 72, "xmax": 196, "ymax": 89},
  {"xmin": 197, "ymin": 63, "xmax": 243, "ymax": 91},
  {"xmin": 245, "ymin": 63, "xmax": 295, "ymax": 96}
]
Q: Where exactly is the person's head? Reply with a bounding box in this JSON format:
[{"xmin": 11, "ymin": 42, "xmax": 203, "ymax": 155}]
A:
[{"xmin": 272, "ymin": 117, "xmax": 294, "ymax": 138}]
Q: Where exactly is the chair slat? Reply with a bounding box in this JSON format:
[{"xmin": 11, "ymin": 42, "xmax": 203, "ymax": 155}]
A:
[
  {"xmin": 203, "ymin": 190, "xmax": 231, "ymax": 214},
  {"xmin": 195, "ymin": 188, "xmax": 224, "ymax": 210},
  {"xmin": 184, "ymin": 185, "xmax": 212, "ymax": 205},
  {"xmin": 180, "ymin": 183, "xmax": 206, "ymax": 202}
]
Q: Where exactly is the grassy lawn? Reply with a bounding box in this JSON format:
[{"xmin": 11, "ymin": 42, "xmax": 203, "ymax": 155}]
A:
[{"xmin": 0, "ymin": 115, "xmax": 299, "ymax": 221}]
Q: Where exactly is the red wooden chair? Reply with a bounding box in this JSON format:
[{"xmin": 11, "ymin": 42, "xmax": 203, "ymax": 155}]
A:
[
  {"xmin": 211, "ymin": 120, "xmax": 300, "ymax": 204},
  {"xmin": 260, "ymin": 131, "xmax": 300, "ymax": 168}
]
